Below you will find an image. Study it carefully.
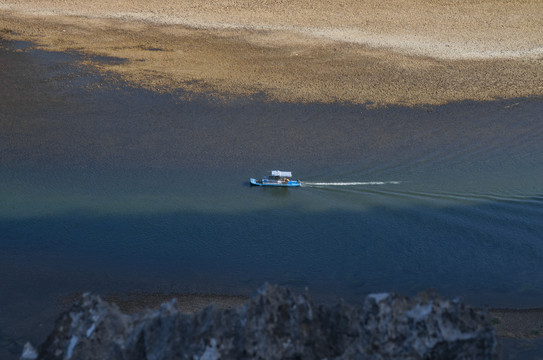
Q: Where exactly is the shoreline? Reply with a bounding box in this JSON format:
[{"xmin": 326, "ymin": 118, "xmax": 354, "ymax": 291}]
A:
[
  {"xmin": 2, "ymin": 0, "xmax": 543, "ymax": 106},
  {"xmin": 2, "ymin": 0, "xmax": 543, "ymax": 60},
  {"xmin": 58, "ymin": 291, "xmax": 543, "ymax": 340},
  {"xmin": 4, "ymin": 291, "xmax": 543, "ymax": 359}
]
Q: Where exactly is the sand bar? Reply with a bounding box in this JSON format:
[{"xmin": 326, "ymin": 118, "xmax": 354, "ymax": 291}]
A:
[{"xmin": 1, "ymin": 0, "xmax": 543, "ymax": 105}]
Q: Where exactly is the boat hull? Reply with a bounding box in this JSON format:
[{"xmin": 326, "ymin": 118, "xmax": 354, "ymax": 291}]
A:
[{"xmin": 250, "ymin": 178, "xmax": 301, "ymax": 187}]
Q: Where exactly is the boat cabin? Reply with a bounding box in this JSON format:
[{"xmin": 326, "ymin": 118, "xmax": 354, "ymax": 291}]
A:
[{"xmin": 250, "ymin": 170, "xmax": 301, "ymax": 187}]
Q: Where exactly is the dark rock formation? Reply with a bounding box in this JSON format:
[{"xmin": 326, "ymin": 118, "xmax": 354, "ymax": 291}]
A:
[{"xmin": 26, "ymin": 284, "xmax": 499, "ymax": 359}]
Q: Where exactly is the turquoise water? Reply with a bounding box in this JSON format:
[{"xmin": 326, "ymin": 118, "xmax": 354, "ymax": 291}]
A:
[{"xmin": 1, "ymin": 40, "xmax": 543, "ymax": 356}]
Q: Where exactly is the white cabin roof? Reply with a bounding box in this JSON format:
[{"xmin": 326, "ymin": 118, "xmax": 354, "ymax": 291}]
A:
[{"xmin": 271, "ymin": 170, "xmax": 292, "ymax": 177}]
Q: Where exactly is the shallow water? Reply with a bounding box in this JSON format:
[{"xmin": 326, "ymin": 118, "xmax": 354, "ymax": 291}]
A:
[{"xmin": 1, "ymin": 40, "xmax": 543, "ymax": 356}]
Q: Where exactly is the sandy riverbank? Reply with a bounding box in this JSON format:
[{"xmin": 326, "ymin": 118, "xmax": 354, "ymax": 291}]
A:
[{"xmin": 1, "ymin": 0, "xmax": 543, "ymax": 105}]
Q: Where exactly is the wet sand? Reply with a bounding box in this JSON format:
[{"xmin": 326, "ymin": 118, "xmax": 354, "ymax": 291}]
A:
[
  {"xmin": 1, "ymin": 0, "xmax": 543, "ymax": 105},
  {"xmin": 489, "ymin": 308, "xmax": 543, "ymax": 339}
]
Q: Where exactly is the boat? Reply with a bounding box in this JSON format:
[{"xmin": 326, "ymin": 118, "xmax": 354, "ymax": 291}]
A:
[{"xmin": 250, "ymin": 170, "xmax": 301, "ymax": 187}]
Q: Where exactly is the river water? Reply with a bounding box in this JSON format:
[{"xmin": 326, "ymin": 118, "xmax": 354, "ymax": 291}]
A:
[{"xmin": 1, "ymin": 40, "xmax": 543, "ymax": 356}]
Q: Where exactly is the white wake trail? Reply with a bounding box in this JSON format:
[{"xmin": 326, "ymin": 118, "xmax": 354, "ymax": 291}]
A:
[{"xmin": 302, "ymin": 181, "xmax": 401, "ymax": 186}]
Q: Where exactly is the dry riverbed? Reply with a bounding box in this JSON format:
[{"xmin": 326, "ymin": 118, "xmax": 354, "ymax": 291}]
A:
[{"xmin": 1, "ymin": 0, "xmax": 543, "ymax": 106}]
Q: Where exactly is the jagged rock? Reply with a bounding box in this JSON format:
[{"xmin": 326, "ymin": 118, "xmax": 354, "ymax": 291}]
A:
[
  {"xmin": 30, "ymin": 284, "xmax": 499, "ymax": 359},
  {"xmin": 20, "ymin": 342, "xmax": 38, "ymax": 360}
]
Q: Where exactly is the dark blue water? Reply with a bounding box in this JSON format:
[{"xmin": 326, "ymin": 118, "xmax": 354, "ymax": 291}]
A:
[{"xmin": 1, "ymin": 40, "xmax": 543, "ymax": 357}]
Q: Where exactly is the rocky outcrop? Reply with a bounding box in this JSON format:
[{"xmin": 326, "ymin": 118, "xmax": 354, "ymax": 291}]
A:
[{"xmin": 26, "ymin": 284, "xmax": 499, "ymax": 359}]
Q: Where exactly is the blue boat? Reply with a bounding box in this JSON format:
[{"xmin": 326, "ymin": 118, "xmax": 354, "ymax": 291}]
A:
[{"xmin": 250, "ymin": 170, "xmax": 301, "ymax": 187}]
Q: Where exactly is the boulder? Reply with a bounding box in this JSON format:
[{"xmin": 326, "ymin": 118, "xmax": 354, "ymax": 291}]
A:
[{"xmin": 29, "ymin": 284, "xmax": 499, "ymax": 359}]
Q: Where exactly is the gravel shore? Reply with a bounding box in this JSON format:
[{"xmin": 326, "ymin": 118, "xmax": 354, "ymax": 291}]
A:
[{"xmin": 2, "ymin": 0, "xmax": 543, "ymax": 105}]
